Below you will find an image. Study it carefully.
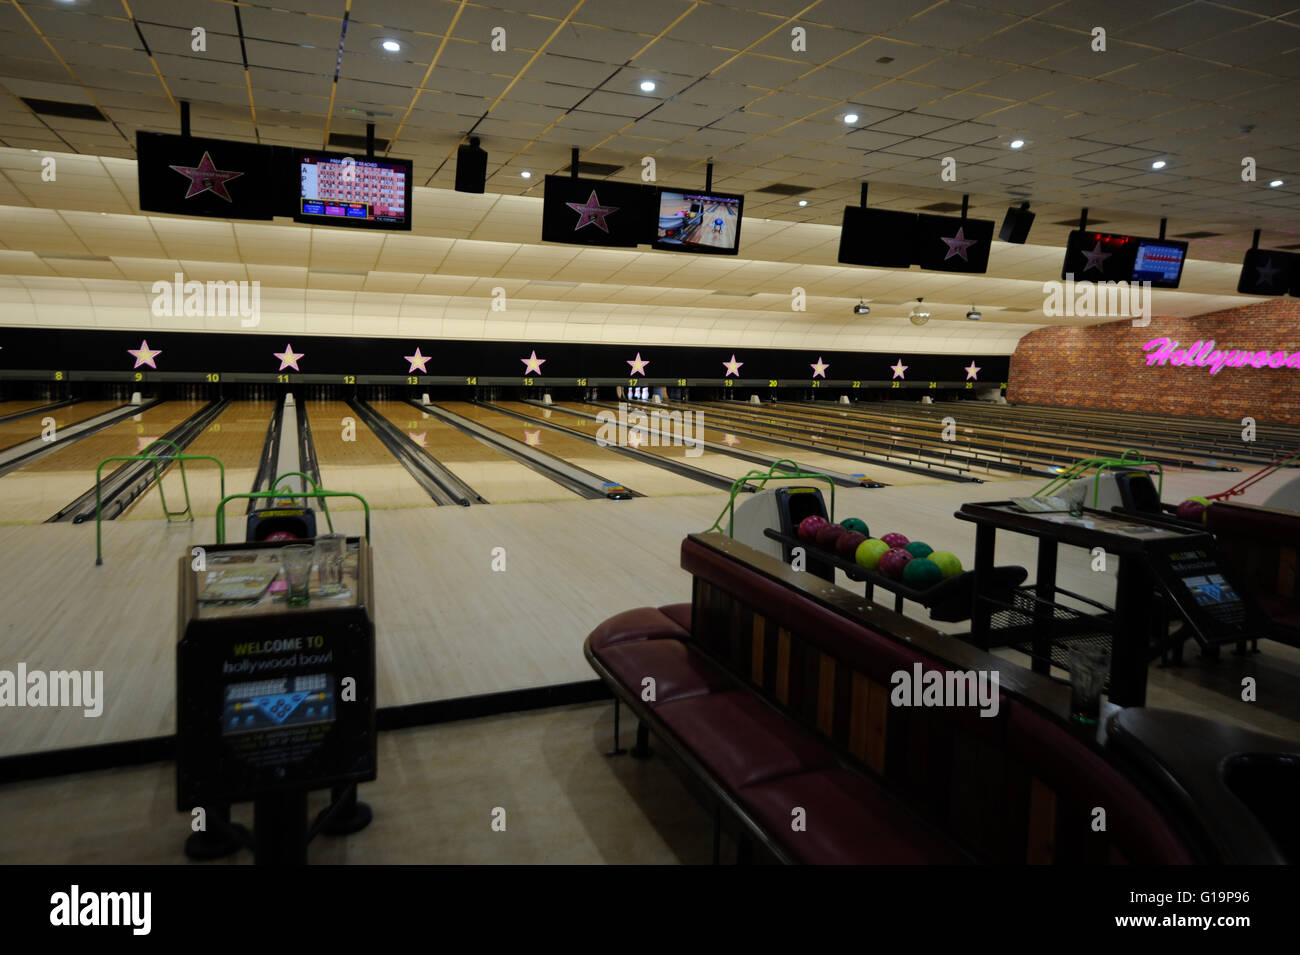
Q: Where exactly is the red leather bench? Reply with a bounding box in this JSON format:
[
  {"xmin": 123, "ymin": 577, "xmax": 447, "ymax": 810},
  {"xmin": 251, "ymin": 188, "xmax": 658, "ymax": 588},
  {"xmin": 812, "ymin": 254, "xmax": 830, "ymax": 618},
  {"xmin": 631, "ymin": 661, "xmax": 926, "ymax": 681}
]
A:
[{"xmin": 585, "ymin": 533, "xmax": 1203, "ymax": 864}]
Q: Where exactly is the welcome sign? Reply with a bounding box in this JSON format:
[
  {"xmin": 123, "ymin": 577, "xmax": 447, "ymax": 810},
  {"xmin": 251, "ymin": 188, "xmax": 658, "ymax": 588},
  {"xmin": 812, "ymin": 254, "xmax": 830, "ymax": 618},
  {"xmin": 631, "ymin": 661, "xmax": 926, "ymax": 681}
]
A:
[{"xmin": 1144, "ymin": 338, "xmax": 1300, "ymax": 375}]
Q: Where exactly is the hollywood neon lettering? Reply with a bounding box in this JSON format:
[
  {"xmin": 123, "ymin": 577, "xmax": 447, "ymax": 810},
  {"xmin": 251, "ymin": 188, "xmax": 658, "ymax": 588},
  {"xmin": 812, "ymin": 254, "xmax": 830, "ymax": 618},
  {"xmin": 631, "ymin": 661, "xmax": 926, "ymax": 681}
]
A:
[{"xmin": 1143, "ymin": 338, "xmax": 1300, "ymax": 375}]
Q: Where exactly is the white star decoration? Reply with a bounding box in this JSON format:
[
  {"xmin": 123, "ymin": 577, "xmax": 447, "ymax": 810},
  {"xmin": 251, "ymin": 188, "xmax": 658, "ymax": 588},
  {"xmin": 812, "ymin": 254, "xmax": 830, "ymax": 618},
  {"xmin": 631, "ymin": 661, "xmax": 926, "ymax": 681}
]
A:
[
  {"xmin": 565, "ymin": 191, "xmax": 619, "ymax": 233},
  {"xmin": 408, "ymin": 432, "xmax": 427, "ymax": 447},
  {"xmin": 722, "ymin": 354, "xmax": 743, "ymax": 377},
  {"xmin": 521, "ymin": 350, "xmax": 546, "ymax": 375},
  {"xmin": 890, "ymin": 359, "xmax": 908, "ymax": 380},
  {"xmin": 940, "ymin": 227, "xmax": 978, "ymax": 261},
  {"xmin": 964, "ymin": 361, "xmax": 981, "ymax": 381},
  {"xmin": 722, "ymin": 434, "xmax": 740, "ymax": 447},
  {"xmin": 810, "ymin": 357, "xmax": 829, "ymax": 379},
  {"xmin": 1080, "ymin": 241, "xmax": 1111, "ymax": 274},
  {"xmin": 523, "ymin": 430, "xmax": 542, "ymax": 447},
  {"xmin": 274, "ymin": 344, "xmax": 304, "ymax": 371},
  {"xmin": 128, "ymin": 339, "xmax": 161, "ymax": 369},
  {"xmin": 627, "ymin": 352, "xmax": 649, "ymax": 376},
  {"xmin": 405, "ymin": 347, "xmax": 430, "ymax": 373}
]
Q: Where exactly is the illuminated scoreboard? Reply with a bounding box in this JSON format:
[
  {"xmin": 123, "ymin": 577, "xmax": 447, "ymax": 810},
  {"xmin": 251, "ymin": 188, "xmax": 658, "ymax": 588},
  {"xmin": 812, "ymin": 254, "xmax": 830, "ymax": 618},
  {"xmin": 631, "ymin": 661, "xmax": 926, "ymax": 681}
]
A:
[{"xmin": 295, "ymin": 153, "xmax": 412, "ymax": 229}]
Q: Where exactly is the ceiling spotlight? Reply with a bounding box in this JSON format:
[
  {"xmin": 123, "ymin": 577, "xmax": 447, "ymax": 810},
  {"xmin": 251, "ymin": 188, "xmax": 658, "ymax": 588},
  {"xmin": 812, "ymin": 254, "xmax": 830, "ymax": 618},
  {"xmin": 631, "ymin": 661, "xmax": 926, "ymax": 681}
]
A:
[
  {"xmin": 966, "ymin": 305, "xmax": 982, "ymax": 321},
  {"xmin": 520, "ymin": 170, "xmax": 532, "ymax": 179},
  {"xmin": 640, "ymin": 80, "xmax": 656, "ymax": 92},
  {"xmin": 1151, "ymin": 160, "xmax": 1167, "ymax": 170},
  {"xmin": 908, "ymin": 298, "xmax": 931, "ymax": 326},
  {"xmin": 1009, "ymin": 139, "xmax": 1024, "ymax": 149},
  {"xmin": 1269, "ymin": 179, "xmax": 1284, "ymax": 188},
  {"xmin": 381, "ymin": 39, "xmax": 402, "ymax": 52},
  {"xmin": 797, "ymin": 199, "xmax": 808, "ymax": 207},
  {"xmin": 853, "ymin": 300, "xmax": 871, "ymax": 316},
  {"xmin": 844, "ymin": 112, "xmax": 859, "ymax": 124}
]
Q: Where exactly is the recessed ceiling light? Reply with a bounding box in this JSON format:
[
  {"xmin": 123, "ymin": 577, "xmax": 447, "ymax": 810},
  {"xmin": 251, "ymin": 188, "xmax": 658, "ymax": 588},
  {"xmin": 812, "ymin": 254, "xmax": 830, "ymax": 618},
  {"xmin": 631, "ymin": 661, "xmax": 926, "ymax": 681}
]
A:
[
  {"xmin": 797, "ymin": 199, "xmax": 808, "ymax": 206},
  {"xmin": 844, "ymin": 113, "xmax": 859, "ymax": 124},
  {"xmin": 1009, "ymin": 139, "xmax": 1024, "ymax": 149},
  {"xmin": 521, "ymin": 170, "xmax": 532, "ymax": 179},
  {"xmin": 1269, "ymin": 179, "xmax": 1284, "ymax": 188},
  {"xmin": 640, "ymin": 80, "xmax": 656, "ymax": 92},
  {"xmin": 1151, "ymin": 160, "xmax": 1166, "ymax": 170},
  {"xmin": 381, "ymin": 39, "xmax": 401, "ymax": 52}
]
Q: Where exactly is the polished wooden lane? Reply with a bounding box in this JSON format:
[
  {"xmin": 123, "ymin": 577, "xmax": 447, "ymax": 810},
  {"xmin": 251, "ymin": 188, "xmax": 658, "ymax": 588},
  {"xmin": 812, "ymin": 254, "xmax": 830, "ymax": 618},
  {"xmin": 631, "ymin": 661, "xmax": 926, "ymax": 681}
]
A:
[
  {"xmin": 0, "ymin": 400, "xmax": 203, "ymax": 524},
  {"xmin": 437, "ymin": 401, "xmax": 717, "ymax": 497},
  {"xmin": 544, "ymin": 400, "xmax": 952, "ymax": 486},
  {"xmin": 310, "ymin": 399, "xmax": 434, "ymax": 511},
  {"xmin": 122, "ymin": 401, "xmax": 273, "ymax": 519},
  {"xmin": 0, "ymin": 401, "xmax": 123, "ymax": 453},
  {"xmin": 369, "ymin": 400, "xmax": 580, "ymax": 504},
  {"xmin": 3, "ymin": 475, "xmax": 1297, "ymax": 759}
]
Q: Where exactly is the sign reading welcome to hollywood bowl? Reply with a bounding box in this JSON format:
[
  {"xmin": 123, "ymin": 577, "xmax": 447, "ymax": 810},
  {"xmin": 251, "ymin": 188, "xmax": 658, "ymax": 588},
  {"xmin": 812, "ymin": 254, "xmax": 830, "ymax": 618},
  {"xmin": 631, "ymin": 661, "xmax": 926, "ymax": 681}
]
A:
[{"xmin": 1144, "ymin": 338, "xmax": 1300, "ymax": 375}]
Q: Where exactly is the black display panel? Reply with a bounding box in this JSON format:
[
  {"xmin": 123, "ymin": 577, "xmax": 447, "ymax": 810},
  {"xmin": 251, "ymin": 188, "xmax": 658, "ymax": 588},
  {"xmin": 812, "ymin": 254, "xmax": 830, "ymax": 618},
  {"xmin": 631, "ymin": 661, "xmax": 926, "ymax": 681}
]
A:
[
  {"xmin": 290, "ymin": 150, "xmax": 413, "ymax": 230},
  {"xmin": 913, "ymin": 214, "xmax": 995, "ymax": 274},
  {"xmin": 1131, "ymin": 237, "xmax": 1189, "ymax": 289},
  {"xmin": 136, "ymin": 131, "xmax": 278, "ymax": 220},
  {"xmin": 540, "ymin": 175, "xmax": 654, "ymax": 247},
  {"xmin": 1061, "ymin": 229, "xmax": 1140, "ymax": 283},
  {"xmin": 1237, "ymin": 248, "xmax": 1299, "ymax": 296},
  {"xmin": 837, "ymin": 207, "xmax": 918, "ymax": 268},
  {"xmin": 653, "ymin": 188, "xmax": 744, "ymax": 254}
]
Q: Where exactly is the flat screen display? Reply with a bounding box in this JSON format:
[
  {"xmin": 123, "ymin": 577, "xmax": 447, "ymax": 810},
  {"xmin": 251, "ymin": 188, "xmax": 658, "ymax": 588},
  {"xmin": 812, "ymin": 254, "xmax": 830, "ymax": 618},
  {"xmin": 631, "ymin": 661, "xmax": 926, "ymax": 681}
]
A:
[
  {"xmin": 653, "ymin": 189, "xmax": 743, "ymax": 254},
  {"xmin": 137, "ymin": 131, "xmax": 277, "ymax": 220},
  {"xmin": 292, "ymin": 152, "xmax": 412, "ymax": 230},
  {"xmin": 913, "ymin": 213, "xmax": 994, "ymax": 274},
  {"xmin": 222, "ymin": 672, "xmax": 335, "ymax": 735},
  {"xmin": 1131, "ymin": 238, "xmax": 1189, "ymax": 288},
  {"xmin": 1237, "ymin": 248, "xmax": 1298, "ymax": 296},
  {"xmin": 1061, "ymin": 229, "xmax": 1139, "ymax": 283},
  {"xmin": 837, "ymin": 206, "xmax": 918, "ymax": 268}
]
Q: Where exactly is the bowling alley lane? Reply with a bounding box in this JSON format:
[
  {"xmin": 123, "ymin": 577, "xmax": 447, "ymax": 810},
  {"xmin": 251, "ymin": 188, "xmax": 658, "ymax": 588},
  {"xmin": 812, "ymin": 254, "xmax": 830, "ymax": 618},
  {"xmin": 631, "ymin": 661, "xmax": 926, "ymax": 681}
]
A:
[
  {"xmin": 368, "ymin": 400, "xmax": 580, "ymax": 503},
  {"xmin": 433, "ymin": 401, "xmax": 718, "ymax": 497},
  {"xmin": 122, "ymin": 400, "xmax": 276, "ymax": 519},
  {"xmin": 0, "ymin": 400, "xmax": 206, "ymax": 525},
  {"xmin": 308, "ymin": 400, "xmax": 437, "ymax": 510},
  {"xmin": 0, "ymin": 400, "xmax": 124, "ymax": 453}
]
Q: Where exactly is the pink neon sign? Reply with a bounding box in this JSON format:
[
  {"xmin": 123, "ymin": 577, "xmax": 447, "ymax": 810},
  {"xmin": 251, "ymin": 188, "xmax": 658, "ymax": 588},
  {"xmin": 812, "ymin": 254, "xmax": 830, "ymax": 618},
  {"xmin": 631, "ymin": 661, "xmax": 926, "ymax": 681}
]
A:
[{"xmin": 1143, "ymin": 338, "xmax": 1300, "ymax": 375}]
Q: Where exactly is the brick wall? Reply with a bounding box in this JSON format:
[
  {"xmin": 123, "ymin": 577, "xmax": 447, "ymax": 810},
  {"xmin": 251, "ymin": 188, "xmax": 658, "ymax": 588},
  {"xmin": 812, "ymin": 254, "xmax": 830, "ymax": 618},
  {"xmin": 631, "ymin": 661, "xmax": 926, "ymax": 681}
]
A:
[{"xmin": 1008, "ymin": 298, "xmax": 1300, "ymax": 424}]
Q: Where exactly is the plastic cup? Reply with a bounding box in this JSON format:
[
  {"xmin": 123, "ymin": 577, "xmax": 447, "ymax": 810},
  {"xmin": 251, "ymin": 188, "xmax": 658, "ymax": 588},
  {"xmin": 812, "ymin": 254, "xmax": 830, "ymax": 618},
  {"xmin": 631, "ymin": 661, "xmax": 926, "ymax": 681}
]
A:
[
  {"xmin": 1067, "ymin": 645, "xmax": 1110, "ymax": 725},
  {"xmin": 315, "ymin": 534, "xmax": 346, "ymax": 596},
  {"xmin": 280, "ymin": 544, "xmax": 314, "ymax": 606}
]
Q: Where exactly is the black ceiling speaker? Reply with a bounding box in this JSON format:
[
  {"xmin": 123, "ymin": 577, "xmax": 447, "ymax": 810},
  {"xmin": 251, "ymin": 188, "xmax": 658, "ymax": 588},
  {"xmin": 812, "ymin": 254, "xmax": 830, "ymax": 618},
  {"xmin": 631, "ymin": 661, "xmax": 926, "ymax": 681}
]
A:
[
  {"xmin": 455, "ymin": 136, "xmax": 487, "ymax": 194},
  {"xmin": 998, "ymin": 202, "xmax": 1035, "ymax": 244}
]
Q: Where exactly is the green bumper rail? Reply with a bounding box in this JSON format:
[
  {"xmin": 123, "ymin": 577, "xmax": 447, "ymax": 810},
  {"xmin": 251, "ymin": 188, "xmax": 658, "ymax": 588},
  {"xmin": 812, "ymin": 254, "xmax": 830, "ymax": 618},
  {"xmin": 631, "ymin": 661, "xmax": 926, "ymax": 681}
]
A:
[
  {"xmin": 264, "ymin": 470, "xmax": 335, "ymax": 534},
  {"xmin": 1034, "ymin": 449, "xmax": 1163, "ymax": 507},
  {"xmin": 704, "ymin": 459, "xmax": 837, "ymax": 537},
  {"xmin": 95, "ymin": 442, "xmax": 225, "ymax": 565}
]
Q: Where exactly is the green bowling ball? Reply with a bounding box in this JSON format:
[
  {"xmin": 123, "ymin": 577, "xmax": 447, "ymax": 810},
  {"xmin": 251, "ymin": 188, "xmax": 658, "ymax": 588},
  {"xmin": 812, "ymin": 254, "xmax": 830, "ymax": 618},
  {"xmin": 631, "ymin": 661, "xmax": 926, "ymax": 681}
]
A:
[
  {"xmin": 902, "ymin": 558, "xmax": 944, "ymax": 589},
  {"xmin": 904, "ymin": 540, "xmax": 933, "ymax": 559},
  {"xmin": 928, "ymin": 550, "xmax": 963, "ymax": 578},
  {"xmin": 855, "ymin": 538, "xmax": 889, "ymax": 571},
  {"xmin": 840, "ymin": 517, "xmax": 869, "ymax": 536}
]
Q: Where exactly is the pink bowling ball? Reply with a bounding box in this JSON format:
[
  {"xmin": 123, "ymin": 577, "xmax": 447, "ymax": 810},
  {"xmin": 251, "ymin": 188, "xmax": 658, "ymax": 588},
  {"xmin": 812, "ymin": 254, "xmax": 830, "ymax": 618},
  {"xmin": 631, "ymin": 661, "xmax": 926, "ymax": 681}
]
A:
[
  {"xmin": 835, "ymin": 530, "xmax": 868, "ymax": 559},
  {"xmin": 880, "ymin": 532, "xmax": 910, "ymax": 549},
  {"xmin": 878, "ymin": 547, "xmax": 914, "ymax": 580},
  {"xmin": 815, "ymin": 523, "xmax": 846, "ymax": 549},
  {"xmin": 797, "ymin": 515, "xmax": 829, "ymax": 542}
]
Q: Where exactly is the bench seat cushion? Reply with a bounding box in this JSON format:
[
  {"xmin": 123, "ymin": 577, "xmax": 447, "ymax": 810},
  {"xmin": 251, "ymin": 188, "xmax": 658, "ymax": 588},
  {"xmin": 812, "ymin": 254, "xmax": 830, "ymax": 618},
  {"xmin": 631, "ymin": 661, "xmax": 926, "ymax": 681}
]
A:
[
  {"xmin": 655, "ymin": 690, "xmax": 838, "ymax": 789},
  {"xmin": 738, "ymin": 768, "xmax": 969, "ymax": 865},
  {"xmin": 659, "ymin": 602, "xmax": 692, "ymax": 634},
  {"xmin": 587, "ymin": 606, "xmax": 689, "ymax": 653},
  {"xmin": 593, "ymin": 638, "xmax": 731, "ymax": 706}
]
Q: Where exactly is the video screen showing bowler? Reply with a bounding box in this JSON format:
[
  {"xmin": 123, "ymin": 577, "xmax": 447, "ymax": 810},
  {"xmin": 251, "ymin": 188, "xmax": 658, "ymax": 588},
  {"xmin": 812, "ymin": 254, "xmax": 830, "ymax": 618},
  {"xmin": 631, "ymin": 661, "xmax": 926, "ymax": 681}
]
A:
[{"xmin": 656, "ymin": 191, "xmax": 742, "ymax": 253}]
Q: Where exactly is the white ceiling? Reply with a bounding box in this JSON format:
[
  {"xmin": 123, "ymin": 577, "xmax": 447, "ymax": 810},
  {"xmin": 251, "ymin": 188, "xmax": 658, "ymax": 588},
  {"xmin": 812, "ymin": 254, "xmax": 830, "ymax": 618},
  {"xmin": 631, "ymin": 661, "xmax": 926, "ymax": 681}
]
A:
[{"xmin": 0, "ymin": 0, "xmax": 1295, "ymax": 353}]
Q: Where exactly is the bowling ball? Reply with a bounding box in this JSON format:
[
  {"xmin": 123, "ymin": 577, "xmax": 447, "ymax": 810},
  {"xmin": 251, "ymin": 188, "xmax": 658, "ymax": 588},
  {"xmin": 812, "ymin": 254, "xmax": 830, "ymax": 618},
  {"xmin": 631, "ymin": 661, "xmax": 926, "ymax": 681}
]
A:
[
  {"xmin": 929, "ymin": 550, "xmax": 963, "ymax": 578},
  {"xmin": 835, "ymin": 530, "xmax": 867, "ymax": 560},
  {"xmin": 840, "ymin": 517, "xmax": 870, "ymax": 536},
  {"xmin": 880, "ymin": 532, "xmax": 909, "ymax": 549},
  {"xmin": 264, "ymin": 531, "xmax": 298, "ymax": 542},
  {"xmin": 815, "ymin": 523, "xmax": 846, "ymax": 549},
  {"xmin": 878, "ymin": 547, "xmax": 914, "ymax": 580},
  {"xmin": 1177, "ymin": 496, "xmax": 1211, "ymax": 524},
  {"xmin": 797, "ymin": 515, "xmax": 829, "ymax": 542},
  {"xmin": 904, "ymin": 541, "xmax": 933, "ymax": 559},
  {"xmin": 902, "ymin": 558, "xmax": 944, "ymax": 590},
  {"xmin": 855, "ymin": 538, "xmax": 890, "ymax": 571}
]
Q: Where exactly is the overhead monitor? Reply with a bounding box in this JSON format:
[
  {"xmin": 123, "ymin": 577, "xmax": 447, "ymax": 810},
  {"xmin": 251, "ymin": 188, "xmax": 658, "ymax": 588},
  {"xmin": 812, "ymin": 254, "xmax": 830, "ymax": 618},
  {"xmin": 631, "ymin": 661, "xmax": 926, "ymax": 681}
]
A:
[
  {"xmin": 1131, "ymin": 237, "xmax": 1189, "ymax": 289},
  {"xmin": 653, "ymin": 188, "xmax": 744, "ymax": 254},
  {"xmin": 137, "ymin": 131, "xmax": 277, "ymax": 220},
  {"xmin": 836, "ymin": 206, "xmax": 918, "ymax": 269},
  {"xmin": 291, "ymin": 151, "xmax": 413, "ymax": 230},
  {"xmin": 541, "ymin": 175, "xmax": 655, "ymax": 247}
]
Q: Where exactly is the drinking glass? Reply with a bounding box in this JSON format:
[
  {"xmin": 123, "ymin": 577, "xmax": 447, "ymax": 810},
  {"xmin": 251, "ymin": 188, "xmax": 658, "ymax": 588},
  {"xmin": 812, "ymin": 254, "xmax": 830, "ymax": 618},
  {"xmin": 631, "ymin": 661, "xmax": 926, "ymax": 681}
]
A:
[
  {"xmin": 315, "ymin": 534, "xmax": 347, "ymax": 596},
  {"xmin": 280, "ymin": 544, "xmax": 314, "ymax": 606},
  {"xmin": 1067, "ymin": 644, "xmax": 1110, "ymax": 724}
]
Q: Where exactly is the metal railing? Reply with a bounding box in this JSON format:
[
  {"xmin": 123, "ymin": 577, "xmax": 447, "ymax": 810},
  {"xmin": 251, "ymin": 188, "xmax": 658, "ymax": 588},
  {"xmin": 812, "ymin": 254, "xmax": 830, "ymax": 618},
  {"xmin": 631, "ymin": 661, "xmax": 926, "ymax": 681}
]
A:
[
  {"xmin": 215, "ymin": 486, "xmax": 370, "ymax": 544},
  {"xmin": 705, "ymin": 459, "xmax": 837, "ymax": 537}
]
